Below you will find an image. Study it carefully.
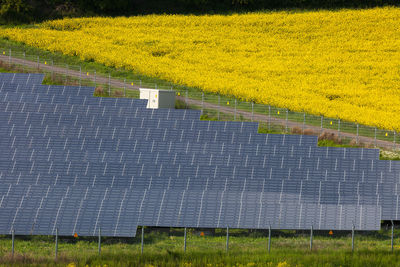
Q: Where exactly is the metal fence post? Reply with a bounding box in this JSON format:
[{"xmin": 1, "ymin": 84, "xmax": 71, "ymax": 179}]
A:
[
  {"xmin": 217, "ymin": 95, "xmax": 220, "ymax": 120},
  {"xmin": 320, "ymin": 116, "xmax": 323, "ymax": 134},
  {"xmin": 79, "ymin": 66, "xmax": 82, "ymax": 87},
  {"xmin": 268, "ymin": 106, "xmax": 271, "ymax": 131},
  {"xmin": 268, "ymin": 225, "xmax": 271, "ymax": 253},
  {"xmin": 94, "ymin": 70, "xmax": 96, "ymax": 87},
  {"xmin": 185, "ymin": 90, "xmax": 188, "ymax": 109},
  {"xmin": 338, "ymin": 119, "xmax": 341, "ymax": 139},
  {"xmin": 108, "ymin": 73, "xmax": 111, "ymax": 96},
  {"xmin": 11, "ymin": 228, "xmax": 15, "ymax": 257},
  {"xmin": 302, "ymin": 112, "xmax": 305, "ymax": 134},
  {"xmin": 285, "ymin": 109, "xmax": 288, "ymax": 133},
  {"xmin": 8, "ymin": 48, "xmax": 11, "ymax": 67},
  {"xmin": 51, "ymin": 60, "xmax": 54, "ymax": 81},
  {"xmin": 140, "ymin": 80, "xmax": 142, "ymax": 87},
  {"xmin": 251, "ymin": 102, "xmax": 254, "ymax": 122},
  {"xmin": 226, "ymin": 226, "xmax": 229, "ymax": 253},
  {"xmin": 55, "ymin": 228, "xmax": 58, "ymax": 260},
  {"xmin": 374, "ymin": 127, "xmax": 377, "ymax": 148},
  {"xmin": 184, "ymin": 227, "xmax": 187, "ymax": 252},
  {"xmin": 234, "ymin": 100, "xmax": 237, "ymax": 121},
  {"xmin": 310, "ymin": 225, "xmax": 313, "ymax": 251},
  {"xmin": 201, "ymin": 92, "xmax": 204, "ymax": 116},
  {"xmin": 391, "ymin": 221, "xmax": 394, "ymax": 253},
  {"xmin": 141, "ymin": 226, "xmax": 144, "ymax": 255},
  {"xmin": 155, "ymin": 83, "xmax": 157, "ymax": 89},
  {"xmin": 23, "ymin": 51, "xmax": 26, "ymax": 72},
  {"xmin": 98, "ymin": 227, "xmax": 101, "ymax": 255},
  {"xmin": 124, "ymin": 79, "xmax": 126, "ymax": 97},
  {"xmin": 356, "ymin": 124, "xmax": 359, "ymax": 144},
  {"xmin": 394, "ymin": 131, "xmax": 396, "ymax": 150},
  {"xmin": 65, "ymin": 64, "xmax": 68, "ymax": 84},
  {"xmin": 351, "ymin": 224, "xmax": 355, "ymax": 252},
  {"xmin": 37, "ymin": 55, "xmax": 39, "ymax": 69}
]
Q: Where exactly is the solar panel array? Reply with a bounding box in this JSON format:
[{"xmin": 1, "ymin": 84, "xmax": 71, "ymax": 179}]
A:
[{"xmin": 0, "ymin": 73, "xmax": 397, "ymax": 237}]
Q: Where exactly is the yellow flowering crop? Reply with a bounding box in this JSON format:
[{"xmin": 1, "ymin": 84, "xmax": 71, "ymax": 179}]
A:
[{"xmin": 1, "ymin": 7, "xmax": 400, "ymax": 130}]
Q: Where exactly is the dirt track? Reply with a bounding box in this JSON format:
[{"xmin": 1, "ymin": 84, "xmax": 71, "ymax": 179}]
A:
[{"xmin": 0, "ymin": 54, "xmax": 398, "ymax": 151}]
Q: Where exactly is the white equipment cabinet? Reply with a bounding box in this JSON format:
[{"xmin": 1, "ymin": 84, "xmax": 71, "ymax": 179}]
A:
[{"xmin": 139, "ymin": 88, "xmax": 176, "ymax": 109}]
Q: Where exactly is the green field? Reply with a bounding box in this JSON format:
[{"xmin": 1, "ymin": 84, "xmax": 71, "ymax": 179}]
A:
[{"xmin": 1, "ymin": 229, "xmax": 400, "ymax": 267}]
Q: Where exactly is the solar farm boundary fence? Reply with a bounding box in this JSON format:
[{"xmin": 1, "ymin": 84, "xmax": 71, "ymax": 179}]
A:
[
  {"xmin": 0, "ymin": 48, "xmax": 399, "ymax": 151},
  {"xmin": 7, "ymin": 224, "xmax": 398, "ymax": 259}
]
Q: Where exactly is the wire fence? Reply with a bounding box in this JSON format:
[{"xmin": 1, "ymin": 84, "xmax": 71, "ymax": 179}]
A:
[{"xmin": 1, "ymin": 47, "xmax": 399, "ymax": 151}]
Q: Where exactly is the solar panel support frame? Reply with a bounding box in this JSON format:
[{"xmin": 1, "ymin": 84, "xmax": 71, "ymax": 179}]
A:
[
  {"xmin": 226, "ymin": 226, "xmax": 229, "ymax": 253},
  {"xmin": 351, "ymin": 224, "xmax": 355, "ymax": 252},
  {"xmin": 391, "ymin": 220, "xmax": 394, "ymax": 253},
  {"xmin": 55, "ymin": 228, "xmax": 58, "ymax": 260},
  {"xmin": 268, "ymin": 225, "xmax": 271, "ymax": 253},
  {"xmin": 141, "ymin": 226, "xmax": 144, "ymax": 255},
  {"xmin": 184, "ymin": 227, "xmax": 187, "ymax": 252},
  {"xmin": 98, "ymin": 227, "xmax": 101, "ymax": 255},
  {"xmin": 12, "ymin": 228, "xmax": 15, "ymax": 257}
]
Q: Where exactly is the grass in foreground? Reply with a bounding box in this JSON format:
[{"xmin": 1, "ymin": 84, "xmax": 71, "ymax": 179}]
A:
[{"xmin": 1, "ymin": 229, "xmax": 400, "ymax": 266}]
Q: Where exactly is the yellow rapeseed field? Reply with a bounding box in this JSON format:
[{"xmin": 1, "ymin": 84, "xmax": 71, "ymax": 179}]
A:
[{"xmin": 1, "ymin": 7, "xmax": 400, "ymax": 130}]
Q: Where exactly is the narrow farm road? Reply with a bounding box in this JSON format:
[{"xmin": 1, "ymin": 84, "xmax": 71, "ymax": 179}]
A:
[{"xmin": 0, "ymin": 54, "xmax": 398, "ymax": 151}]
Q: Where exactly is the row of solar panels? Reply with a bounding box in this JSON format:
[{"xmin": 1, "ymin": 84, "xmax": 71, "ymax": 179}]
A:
[
  {"xmin": 0, "ymin": 168, "xmax": 398, "ymax": 198},
  {"xmin": 0, "ymin": 120, "xmax": 380, "ymax": 163},
  {"xmin": 0, "ymin": 155, "xmax": 396, "ymax": 180},
  {"xmin": 0, "ymin": 73, "xmax": 44, "ymax": 85},
  {"xmin": 0, "ymin": 184, "xmax": 380, "ymax": 236}
]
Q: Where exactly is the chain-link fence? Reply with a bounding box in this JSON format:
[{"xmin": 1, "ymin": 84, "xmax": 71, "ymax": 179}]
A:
[{"xmin": 1, "ymin": 47, "xmax": 399, "ymax": 151}]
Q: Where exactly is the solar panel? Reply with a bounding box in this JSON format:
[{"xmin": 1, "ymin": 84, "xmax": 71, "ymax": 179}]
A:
[{"xmin": 0, "ymin": 73, "xmax": 393, "ymax": 236}]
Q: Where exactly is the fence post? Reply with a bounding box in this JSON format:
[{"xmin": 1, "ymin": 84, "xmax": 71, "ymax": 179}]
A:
[
  {"xmin": 185, "ymin": 90, "xmax": 188, "ymax": 109},
  {"xmin": 98, "ymin": 227, "xmax": 101, "ymax": 255},
  {"xmin": 251, "ymin": 102, "xmax": 254, "ymax": 122},
  {"xmin": 8, "ymin": 48, "xmax": 11, "ymax": 67},
  {"xmin": 11, "ymin": 228, "xmax": 15, "ymax": 257},
  {"xmin": 226, "ymin": 226, "xmax": 229, "ymax": 253},
  {"xmin": 374, "ymin": 127, "xmax": 377, "ymax": 148},
  {"xmin": 268, "ymin": 225, "xmax": 271, "ymax": 253},
  {"xmin": 217, "ymin": 95, "xmax": 220, "ymax": 120},
  {"xmin": 320, "ymin": 116, "xmax": 323, "ymax": 134},
  {"xmin": 37, "ymin": 55, "xmax": 39, "ymax": 69},
  {"xmin": 155, "ymin": 83, "xmax": 157, "ymax": 89},
  {"xmin": 310, "ymin": 225, "xmax": 313, "ymax": 251},
  {"xmin": 55, "ymin": 228, "xmax": 58, "ymax": 260},
  {"xmin": 201, "ymin": 92, "xmax": 204, "ymax": 116},
  {"xmin": 268, "ymin": 106, "xmax": 271, "ymax": 131},
  {"xmin": 338, "ymin": 119, "xmax": 341, "ymax": 139},
  {"xmin": 65, "ymin": 64, "xmax": 68, "ymax": 84},
  {"xmin": 234, "ymin": 100, "xmax": 237, "ymax": 121},
  {"xmin": 23, "ymin": 51, "xmax": 26, "ymax": 72},
  {"xmin": 51, "ymin": 60, "xmax": 54, "ymax": 81},
  {"xmin": 141, "ymin": 226, "xmax": 144, "ymax": 255},
  {"xmin": 356, "ymin": 124, "xmax": 359, "ymax": 145},
  {"xmin": 391, "ymin": 220, "xmax": 394, "ymax": 253},
  {"xmin": 184, "ymin": 227, "xmax": 187, "ymax": 252},
  {"xmin": 94, "ymin": 70, "xmax": 96, "ymax": 87},
  {"xmin": 108, "ymin": 73, "xmax": 111, "ymax": 96},
  {"xmin": 394, "ymin": 131, "xmax": 396, "ymax": 150},
  {"xmin": 285, "ymin": 109, "xmax": 288, "ymax": 133},
  {"xmin": 124, "ymin": 79, "xmax": 126, "ymax": 97},
  {"xmin": 302, "ymin": 112, "xmax": 305, "ymax": 134},
  {"xmin": 79, "ymin": 66, "xmax": 82, "ymax": 87},
  {"xmin": 140, "ymin": 80, "xmax": 142, "ymax": 87},
  {"xmin": 351, "ymin": 224, "xmax": 355, "ymax": 252}
]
